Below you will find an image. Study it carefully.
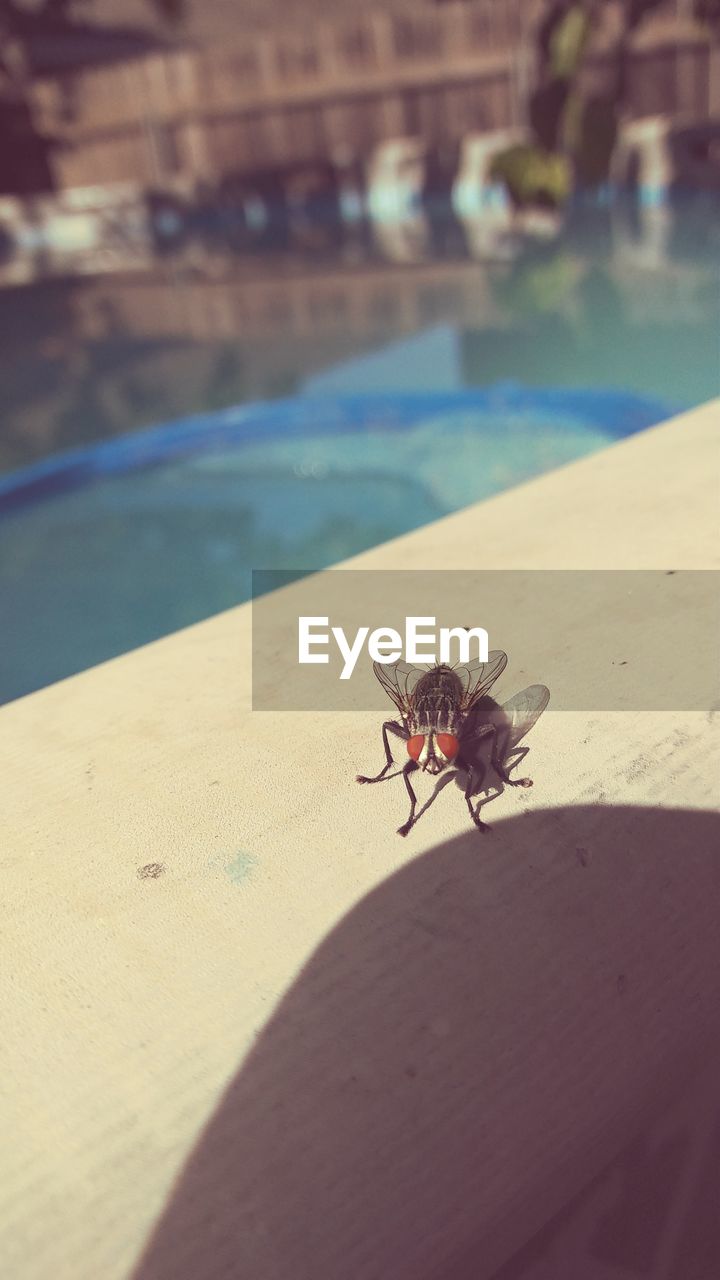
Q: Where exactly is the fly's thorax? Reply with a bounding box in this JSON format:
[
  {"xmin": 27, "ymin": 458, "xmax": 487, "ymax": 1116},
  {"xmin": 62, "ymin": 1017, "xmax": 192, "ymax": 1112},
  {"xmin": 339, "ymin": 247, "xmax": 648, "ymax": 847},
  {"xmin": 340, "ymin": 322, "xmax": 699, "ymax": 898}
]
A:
[{"xmin": 412, "ymin": 665, "xmax": 465, "ymax": 736}]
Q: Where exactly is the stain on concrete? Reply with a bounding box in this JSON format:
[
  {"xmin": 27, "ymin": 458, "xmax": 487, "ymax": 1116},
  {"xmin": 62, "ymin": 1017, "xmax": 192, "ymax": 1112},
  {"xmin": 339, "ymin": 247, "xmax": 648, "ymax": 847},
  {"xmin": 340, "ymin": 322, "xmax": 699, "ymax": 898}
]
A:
[
  {"xmin": 138, "ymin": 862, "xmax": 166, "ymax": 879},
  {"xmin": 224, "ymin": 851, "xmax": 257, "ymax": 884},
  {"xmin": 208, "ymin": 848, "xmax": 258, "ymax": 884}
]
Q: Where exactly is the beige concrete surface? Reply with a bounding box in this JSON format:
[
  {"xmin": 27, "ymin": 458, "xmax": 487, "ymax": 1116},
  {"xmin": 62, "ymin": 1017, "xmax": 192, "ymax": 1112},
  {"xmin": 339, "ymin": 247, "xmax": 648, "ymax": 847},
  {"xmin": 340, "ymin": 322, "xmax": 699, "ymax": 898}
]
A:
[{"xmin": 1, "ymin": 400, "xmax": 719, "ymax": 1280}]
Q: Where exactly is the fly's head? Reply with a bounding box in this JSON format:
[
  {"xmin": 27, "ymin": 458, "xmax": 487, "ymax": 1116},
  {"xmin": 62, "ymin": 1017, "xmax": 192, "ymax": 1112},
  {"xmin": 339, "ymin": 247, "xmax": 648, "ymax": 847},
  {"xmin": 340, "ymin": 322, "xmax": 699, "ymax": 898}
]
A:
[{"xmin": 405, "ymin": 722, "xmax": 461, "ymax": 775}]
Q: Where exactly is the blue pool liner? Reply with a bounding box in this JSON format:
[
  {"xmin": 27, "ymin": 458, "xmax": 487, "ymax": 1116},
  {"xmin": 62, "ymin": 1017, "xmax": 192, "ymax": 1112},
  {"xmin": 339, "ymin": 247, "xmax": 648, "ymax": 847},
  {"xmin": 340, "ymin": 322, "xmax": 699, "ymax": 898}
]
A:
[{"xmin": 0, "ymin": 385, "xmax": 680, "ymax": 516}]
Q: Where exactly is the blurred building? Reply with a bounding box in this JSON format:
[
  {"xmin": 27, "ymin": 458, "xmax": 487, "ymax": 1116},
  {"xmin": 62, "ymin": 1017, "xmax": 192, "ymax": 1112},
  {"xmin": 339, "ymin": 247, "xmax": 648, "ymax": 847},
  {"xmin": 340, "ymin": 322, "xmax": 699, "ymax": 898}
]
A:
[{"xmin": 19, "ymin": 0, "xmax": 717, "ymax": 196}]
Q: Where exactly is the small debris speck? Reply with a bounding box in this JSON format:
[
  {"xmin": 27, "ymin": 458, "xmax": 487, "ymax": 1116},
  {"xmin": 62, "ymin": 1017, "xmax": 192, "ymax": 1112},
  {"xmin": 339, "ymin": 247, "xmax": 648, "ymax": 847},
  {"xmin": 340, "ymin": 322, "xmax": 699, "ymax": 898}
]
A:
[
  {"xmin": 576, "ymin": 847, "xmax": 591, "ymax": 867},
  {"xmin": 138, "ymin": 862, "xmax": 165, "ymax": 879}
]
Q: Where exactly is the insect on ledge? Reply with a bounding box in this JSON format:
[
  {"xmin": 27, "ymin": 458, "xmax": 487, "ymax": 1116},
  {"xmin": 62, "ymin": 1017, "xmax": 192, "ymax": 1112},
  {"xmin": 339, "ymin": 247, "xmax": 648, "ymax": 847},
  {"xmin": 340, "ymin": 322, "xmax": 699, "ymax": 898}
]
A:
[{"xmin": 356, "ymin": 650, "xmax": 550, "ymax": 838}]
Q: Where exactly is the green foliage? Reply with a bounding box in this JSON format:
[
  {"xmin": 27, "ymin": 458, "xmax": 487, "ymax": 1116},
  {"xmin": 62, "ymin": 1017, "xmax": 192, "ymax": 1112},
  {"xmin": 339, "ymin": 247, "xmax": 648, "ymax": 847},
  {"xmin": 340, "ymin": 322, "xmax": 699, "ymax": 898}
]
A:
[
  {"xmin": 559, "ymin": 85, "xmax": 584, "ymax": 154},
  {"xmin": 495, "ymin": 0, "xmax": 629, "ymax": 208},
  {"xmin": 548, "ymin": 4, "xmax": 592, "ymax": 79},
  {"xmin": 489, "ymin": 144, "xmax": 572, "ymax": 210}
]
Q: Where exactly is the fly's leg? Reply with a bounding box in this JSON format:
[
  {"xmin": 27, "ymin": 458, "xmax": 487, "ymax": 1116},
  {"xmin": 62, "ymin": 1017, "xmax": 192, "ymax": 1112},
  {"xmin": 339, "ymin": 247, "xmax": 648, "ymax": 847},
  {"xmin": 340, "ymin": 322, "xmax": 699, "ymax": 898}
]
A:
[
  {"xmin": 356, "ymin": 720, "xmax": 408, "ymax": 784},
  {"xmin": 459, "ymin": 757, "xmax": 490, "ymax": 832},
  {"xmin": 471, "ymin": 723, "xmax": 533, "ymax": 789},
  {"xmin": 407, "ymin": 770, "xmax": 457, "ymax": 829},
  {"xmin": 357, "ymin": 766, "xmax": 407, "ymax": 784},
  {"xmin": 505, "ymin": 745, "xmax": 530, "ymax": 775},
  {"xmin": 397, "ymin": 761, "xmax": 419, "ymax": 837}
]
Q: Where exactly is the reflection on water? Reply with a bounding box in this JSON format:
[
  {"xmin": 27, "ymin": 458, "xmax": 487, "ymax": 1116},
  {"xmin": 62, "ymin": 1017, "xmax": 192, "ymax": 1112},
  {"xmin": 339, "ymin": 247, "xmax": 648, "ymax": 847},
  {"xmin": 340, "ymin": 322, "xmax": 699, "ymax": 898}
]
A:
[
  {"xmin": 0, "ymin": 189, "xmax": 716, "ymax": 703},
  {"xmin": 0, "ymin": 197, "xmax": 718, "ymax": 476},
  {"xmin": 0, "ymin": 391, "xmax": 660, "ymax": 702}
]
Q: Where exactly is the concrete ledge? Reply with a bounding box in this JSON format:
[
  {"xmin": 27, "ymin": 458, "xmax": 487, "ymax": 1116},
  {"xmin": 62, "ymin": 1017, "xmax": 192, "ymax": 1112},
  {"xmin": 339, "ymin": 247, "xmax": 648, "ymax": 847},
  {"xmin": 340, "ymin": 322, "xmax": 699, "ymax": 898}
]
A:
[{"xmin": 1, "ymin": 399, "xmax": 718, "ymax": 1279}]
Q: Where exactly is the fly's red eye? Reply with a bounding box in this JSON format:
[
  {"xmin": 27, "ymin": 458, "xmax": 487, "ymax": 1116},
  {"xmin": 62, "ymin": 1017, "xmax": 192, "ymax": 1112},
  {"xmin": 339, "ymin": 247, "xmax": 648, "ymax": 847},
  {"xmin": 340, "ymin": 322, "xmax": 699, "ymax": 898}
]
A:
[
  {"xmin": 407, "ymin": 734, "xmax": 425, "ymax": 761},
  {"xmin": 436, "ymin": 733, "xmax": 459, "ymax": 760}
]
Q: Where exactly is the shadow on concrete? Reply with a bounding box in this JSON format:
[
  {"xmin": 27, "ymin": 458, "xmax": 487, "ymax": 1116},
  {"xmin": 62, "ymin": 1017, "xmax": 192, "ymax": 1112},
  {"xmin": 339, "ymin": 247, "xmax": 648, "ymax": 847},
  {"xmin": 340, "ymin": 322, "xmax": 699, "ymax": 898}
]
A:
[{"xmin": 132, "ymin": 804, "xmax": 720, "ymax": 1280}]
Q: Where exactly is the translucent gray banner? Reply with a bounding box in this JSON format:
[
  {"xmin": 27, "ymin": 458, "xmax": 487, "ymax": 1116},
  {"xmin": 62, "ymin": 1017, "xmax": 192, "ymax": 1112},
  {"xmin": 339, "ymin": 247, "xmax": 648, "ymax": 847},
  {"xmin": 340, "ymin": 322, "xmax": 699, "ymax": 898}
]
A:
[{"xmin": 251, "ymin": 570, "xmax": 719, "ymax": 712}]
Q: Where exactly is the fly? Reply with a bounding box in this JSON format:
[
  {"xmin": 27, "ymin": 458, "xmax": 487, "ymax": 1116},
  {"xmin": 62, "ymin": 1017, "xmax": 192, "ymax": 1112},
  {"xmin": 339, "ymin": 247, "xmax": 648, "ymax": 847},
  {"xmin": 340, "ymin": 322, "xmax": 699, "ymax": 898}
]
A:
[{"xmin": 356, "ymin": 650, "xmax": 549, "ymax": 837}]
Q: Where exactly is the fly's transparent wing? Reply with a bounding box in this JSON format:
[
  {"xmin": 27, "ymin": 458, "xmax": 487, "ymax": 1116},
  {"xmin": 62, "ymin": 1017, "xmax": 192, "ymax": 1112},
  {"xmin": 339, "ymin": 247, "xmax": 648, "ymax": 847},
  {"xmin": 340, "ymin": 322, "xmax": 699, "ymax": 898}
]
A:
[
  {"xmin": 500, "ymin": 684, "xmax": 550, "ymax": 750},
  {"xmin": 455, "ymin": 650, "xmax": 508, "ymax": 712},
  {"xmin": 372, "ymin": 660, "xmax": 424, "ymax": 716}
]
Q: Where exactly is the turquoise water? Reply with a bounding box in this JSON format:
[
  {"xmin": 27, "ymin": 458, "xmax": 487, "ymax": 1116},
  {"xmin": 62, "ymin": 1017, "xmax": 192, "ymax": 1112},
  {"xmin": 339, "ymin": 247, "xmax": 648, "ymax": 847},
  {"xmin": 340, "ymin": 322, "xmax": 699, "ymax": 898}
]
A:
[
  {"xmin": 0, "ymin": 388, "xmax": 677, "ymax": 702},
  {"xmin": 0, "ymin": 202, "xmax": 717, "ymax": 704}
]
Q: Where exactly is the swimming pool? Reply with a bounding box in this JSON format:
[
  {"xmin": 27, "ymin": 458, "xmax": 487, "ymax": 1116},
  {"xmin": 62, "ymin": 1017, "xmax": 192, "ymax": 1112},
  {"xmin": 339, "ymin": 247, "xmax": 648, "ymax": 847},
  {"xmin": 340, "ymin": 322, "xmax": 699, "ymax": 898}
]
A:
[
  {"xmin": 0, "ymin": 201, "xmax": 717, "ymax": 705},
  {"xmin": 0, "ymin": 384, "xmax": 676, "ymax": 704}
]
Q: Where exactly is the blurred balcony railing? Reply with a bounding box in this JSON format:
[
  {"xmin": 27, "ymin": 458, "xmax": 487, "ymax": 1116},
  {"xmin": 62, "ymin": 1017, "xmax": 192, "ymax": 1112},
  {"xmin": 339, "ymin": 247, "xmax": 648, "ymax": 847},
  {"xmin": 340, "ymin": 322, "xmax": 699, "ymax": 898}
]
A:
[
  {"xmin": 29, "ymin": 2, "xmax": 529, "ymax": 134},
  {"xmin": 27, "ymin": 0, "xmax": 714, "ymax": 191}
]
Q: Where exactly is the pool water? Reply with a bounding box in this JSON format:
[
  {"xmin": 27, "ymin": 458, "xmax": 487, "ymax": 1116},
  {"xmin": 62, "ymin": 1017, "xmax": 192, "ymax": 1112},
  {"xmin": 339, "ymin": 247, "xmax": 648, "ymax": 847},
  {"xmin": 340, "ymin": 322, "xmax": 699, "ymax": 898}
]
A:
[
  {"xmin": 0, "ymin": 387, "xmax": 674, "ymax": 703},
  {"xmin": 0, "ymin": 201, "xmax": 717, "ymax": 704}
]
